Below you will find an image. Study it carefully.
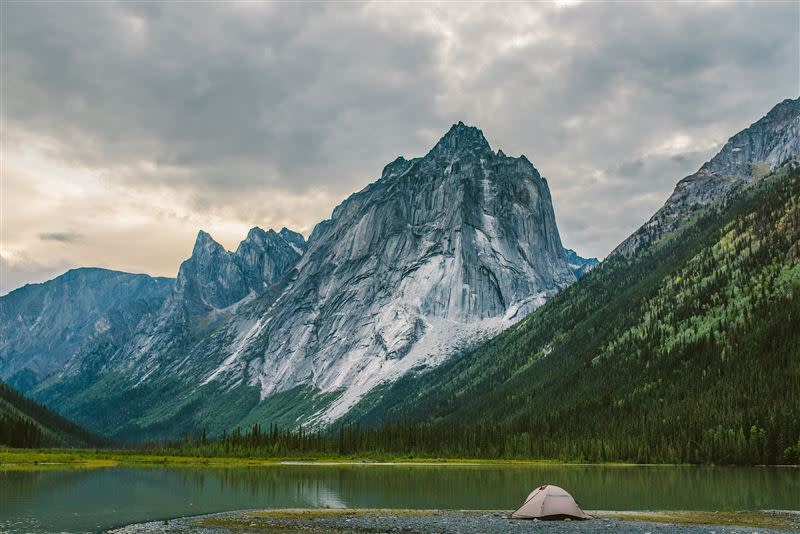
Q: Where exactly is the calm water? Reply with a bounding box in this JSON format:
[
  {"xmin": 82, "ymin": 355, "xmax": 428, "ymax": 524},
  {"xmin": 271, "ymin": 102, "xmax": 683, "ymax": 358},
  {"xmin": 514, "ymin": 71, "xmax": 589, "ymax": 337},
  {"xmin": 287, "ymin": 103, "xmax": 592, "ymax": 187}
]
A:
[{"xmin": 1, "ymin": 464, "xmax": 798, "ymax": 533}]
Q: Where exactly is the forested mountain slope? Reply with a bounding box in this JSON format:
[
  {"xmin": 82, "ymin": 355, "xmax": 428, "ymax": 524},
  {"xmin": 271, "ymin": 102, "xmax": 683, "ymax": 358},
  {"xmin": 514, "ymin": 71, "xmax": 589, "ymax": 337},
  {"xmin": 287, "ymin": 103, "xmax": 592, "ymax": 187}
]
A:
[
  {"xmin": 0, "ymin": 380, "xmax": 106, "ymax": 448},
  {"xmin": 350, "ymin": 162, "xmax": 800, "ymax": 464}
]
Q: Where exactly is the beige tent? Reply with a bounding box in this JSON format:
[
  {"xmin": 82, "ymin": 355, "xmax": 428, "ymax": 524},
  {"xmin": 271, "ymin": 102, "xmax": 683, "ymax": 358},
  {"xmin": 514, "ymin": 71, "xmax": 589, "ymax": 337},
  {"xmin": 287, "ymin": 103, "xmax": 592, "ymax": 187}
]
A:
[{"xmin": 510, "ymin": 485, "xmax": 591, "ymax": 520}]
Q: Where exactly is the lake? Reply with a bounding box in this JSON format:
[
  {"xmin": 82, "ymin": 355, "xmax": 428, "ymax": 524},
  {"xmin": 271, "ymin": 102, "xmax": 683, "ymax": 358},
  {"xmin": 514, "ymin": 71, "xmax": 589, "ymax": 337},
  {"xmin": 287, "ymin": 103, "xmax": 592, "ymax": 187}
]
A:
[{"xmin": 1, "ymin": 464, "xmax": 798, "ymax": 533}]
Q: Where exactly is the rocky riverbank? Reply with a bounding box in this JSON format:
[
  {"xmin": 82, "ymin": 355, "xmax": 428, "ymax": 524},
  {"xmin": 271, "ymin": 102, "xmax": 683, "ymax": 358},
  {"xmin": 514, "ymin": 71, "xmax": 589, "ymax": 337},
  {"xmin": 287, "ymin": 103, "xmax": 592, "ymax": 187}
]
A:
[{"xmin": 109, "ymin": 509, "xmax": 800, "ymax": 533}]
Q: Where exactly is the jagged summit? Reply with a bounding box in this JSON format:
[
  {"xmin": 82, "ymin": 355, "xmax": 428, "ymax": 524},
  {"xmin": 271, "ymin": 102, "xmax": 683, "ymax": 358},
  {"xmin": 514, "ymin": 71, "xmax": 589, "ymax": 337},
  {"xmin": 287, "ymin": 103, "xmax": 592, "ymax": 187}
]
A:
[
  {"xmin": 245, "ymin": 226, "xmax": 272, "ymax": 239},
  {"xmin": 278, "ymin": 227, "xmax": 306, "ymax": 252},
  {"xmin": 192, "ymin": 229, "xmax": 224, "ymax": 255},
  {"xmin": 191, "ymin": 227, "xmax": 307, "ymax": 257},
  {"xmin": 174, "ymin": 226, "xmax": 306, "ymax": 315},
  {"xmin": 427, "ymin": 121, "xmax": 492, "ymax": 160},
  {"xmin": 765, "ymin": 97, "xmax": 800, "ymax": 119},
  {"xmin": 240, "ymin": 227, "xmax": 283, "ymax": 249},
  {"xmin": 699, "ymin": 96, "xmax": 800, "ymax": 179},
  {"xmin": 378, "ymin": 123, "xmax": 541, "ymax": 186}
]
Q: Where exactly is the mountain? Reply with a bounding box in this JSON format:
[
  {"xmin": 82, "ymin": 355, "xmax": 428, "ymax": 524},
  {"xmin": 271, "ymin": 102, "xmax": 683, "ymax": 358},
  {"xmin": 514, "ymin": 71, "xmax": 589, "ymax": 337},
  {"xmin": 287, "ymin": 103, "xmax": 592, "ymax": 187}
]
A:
[
  {"xmin": 563, "ymin": 248, "xmax": 599, "ymax": 278},
  {"xmin": 98, "ymin": 226, "xmax": 308, "ymax": 400},
  {"xmin": 0, "ymin": 379, "xmax": 107, "ymax": 448},
  {"xmin": 615, "ymin": 97, "xmax": 800, "ymax": 256},
  {"xmin": 0, "ymin": 268, "xmax": 173, "ymax": 393},
  {"xmin": 346, "ymin": 98, "xmax": 800, "ymax": 465},
  {"xmin": 0, "ymin": 228, "xmax": 306, "ymax": 426},
  {"xmin": 171, "ymin": 227, "xmax": 306, "ymax": 318},
  {"xmin": 21, "ymin": 122, "xmax": 585, "ymax": 439},
  {"xmin": 191, "ymin": 121, "xmax": 578, "ymax": 424}
]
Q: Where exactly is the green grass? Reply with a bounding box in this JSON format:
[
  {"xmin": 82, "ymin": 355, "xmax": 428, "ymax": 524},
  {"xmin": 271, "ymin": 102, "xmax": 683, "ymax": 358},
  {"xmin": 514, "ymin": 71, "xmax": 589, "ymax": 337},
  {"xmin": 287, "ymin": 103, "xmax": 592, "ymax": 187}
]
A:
[
  {"xmin": 0, "ymin": 449, "xmax": 280, "ymax": 469},
  {"xmin": 0, "ymin": 448, "xmax": 639, "ymax": 470}
]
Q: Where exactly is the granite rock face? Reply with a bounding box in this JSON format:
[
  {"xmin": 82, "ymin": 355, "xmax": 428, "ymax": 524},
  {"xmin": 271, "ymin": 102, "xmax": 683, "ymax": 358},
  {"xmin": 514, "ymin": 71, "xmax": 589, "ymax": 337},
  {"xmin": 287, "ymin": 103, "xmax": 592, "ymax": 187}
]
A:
[
  {"xmin": 176, "ymin": 122, "xmax": 578, "ymax": 423},
  {"xmin": 8, "ymin": 122, "xmax": 588, "ymax": 435},
  {"xmin": 615, "ymin": 98, "xmax": 800, "ymax": 256},
  {"xmin": 170, "ymin": 227, "xmax": 306, "ymax": 318}
]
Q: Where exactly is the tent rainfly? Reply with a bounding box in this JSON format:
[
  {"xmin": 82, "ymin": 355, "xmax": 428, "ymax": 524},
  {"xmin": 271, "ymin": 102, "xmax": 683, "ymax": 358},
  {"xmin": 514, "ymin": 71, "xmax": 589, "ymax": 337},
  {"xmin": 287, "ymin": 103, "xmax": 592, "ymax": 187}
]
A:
[{"xmin": 510, "ymin": 485, "xmax": 591, "ymax": 520}]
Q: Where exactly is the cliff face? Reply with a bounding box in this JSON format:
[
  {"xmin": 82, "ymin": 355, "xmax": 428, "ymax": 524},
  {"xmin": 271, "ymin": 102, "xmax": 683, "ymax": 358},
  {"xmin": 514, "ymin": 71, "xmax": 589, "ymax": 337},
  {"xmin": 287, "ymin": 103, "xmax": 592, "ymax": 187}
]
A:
[
  {"xmin": 188, "ymin": 122, "xmax": 576, "ymax": 423},
  {"xmin": 14, "ymin": 122, "xmax": 585, "ymax": 436},
  {"xmin": 169, "ymin": 227, "xmax": 306, "ymax": 318}
]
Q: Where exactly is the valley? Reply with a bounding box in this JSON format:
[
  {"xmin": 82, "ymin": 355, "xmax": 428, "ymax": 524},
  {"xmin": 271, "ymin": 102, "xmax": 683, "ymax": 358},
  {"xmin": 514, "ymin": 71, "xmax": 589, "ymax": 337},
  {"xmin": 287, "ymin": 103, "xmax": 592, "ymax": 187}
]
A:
[{"xmin": 3, "ymin": 3, "xmax": 799, "ymax": 533}]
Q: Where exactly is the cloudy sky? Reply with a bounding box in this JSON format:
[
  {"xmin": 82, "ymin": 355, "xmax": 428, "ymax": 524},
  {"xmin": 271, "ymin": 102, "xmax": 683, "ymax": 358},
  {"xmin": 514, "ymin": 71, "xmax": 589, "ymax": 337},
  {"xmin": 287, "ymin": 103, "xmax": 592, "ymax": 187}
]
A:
[{"xmin": 1, "ymin": 1, "xmax": 798, "ymax": 294}]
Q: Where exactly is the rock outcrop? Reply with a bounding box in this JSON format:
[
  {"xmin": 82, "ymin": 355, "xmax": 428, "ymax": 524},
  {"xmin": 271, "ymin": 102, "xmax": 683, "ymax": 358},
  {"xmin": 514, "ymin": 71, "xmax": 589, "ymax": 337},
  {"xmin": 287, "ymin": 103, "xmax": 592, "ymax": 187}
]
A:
[{"xmin": 170, "ymin": 227, "xmax": 306, "ymax": 318}]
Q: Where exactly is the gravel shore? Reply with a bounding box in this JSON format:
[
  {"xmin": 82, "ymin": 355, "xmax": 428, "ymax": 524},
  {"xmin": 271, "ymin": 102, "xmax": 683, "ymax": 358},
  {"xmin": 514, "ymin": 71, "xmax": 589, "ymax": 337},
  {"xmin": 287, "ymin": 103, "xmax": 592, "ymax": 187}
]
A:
[{"xmin": 109, "ymin": 509, "xmax": 800, "ymax": 533}]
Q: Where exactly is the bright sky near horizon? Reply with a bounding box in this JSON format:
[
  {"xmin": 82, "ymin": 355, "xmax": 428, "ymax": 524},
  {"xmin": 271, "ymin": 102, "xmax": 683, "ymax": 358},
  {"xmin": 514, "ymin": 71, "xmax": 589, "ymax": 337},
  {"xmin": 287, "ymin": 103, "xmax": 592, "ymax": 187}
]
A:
[{"xmin": 1, "ymin": 1, "xmax": 799, "ymax": 294}]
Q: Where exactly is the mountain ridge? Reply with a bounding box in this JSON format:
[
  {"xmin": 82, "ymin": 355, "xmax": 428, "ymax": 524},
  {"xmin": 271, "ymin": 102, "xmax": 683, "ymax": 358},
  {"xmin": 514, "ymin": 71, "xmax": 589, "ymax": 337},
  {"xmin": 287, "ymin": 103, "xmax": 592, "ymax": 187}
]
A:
[
  {"xmin": 615, "ymin": 97, "xmax": 800, "ymax": 256},
  {"xmin": 7, "ymin": 122, "xmax": 592, "ymax": 439},
  {"xmin": 0, "ymin": 268, "xmax": 174, "ymax": 392}
]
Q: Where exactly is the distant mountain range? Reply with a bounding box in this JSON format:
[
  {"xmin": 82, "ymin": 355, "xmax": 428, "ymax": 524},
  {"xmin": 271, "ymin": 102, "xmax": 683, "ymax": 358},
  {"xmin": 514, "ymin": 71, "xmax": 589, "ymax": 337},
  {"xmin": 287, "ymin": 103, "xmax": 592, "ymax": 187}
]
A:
[
  {"xmin": 2, "ymin": 98, "xmax": 797, "ymax": 453},
  {"xmin": 1, "ymin": 122, "xmax": 596, "ymax": 440},
  {"xmin": 0, "ymin": 269, "xmax": 173, "ymax": 392}
]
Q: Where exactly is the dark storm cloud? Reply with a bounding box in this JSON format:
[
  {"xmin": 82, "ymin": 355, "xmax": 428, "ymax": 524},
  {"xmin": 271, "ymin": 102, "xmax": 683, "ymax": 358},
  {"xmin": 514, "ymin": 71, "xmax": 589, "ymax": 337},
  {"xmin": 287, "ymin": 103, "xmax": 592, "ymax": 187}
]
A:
[
  {"xmin": 2, "ymin": 0, "xmax": 798, "ymax": 263},
  {"xmin": 2, "ymin": 2, "xmax": 442, "ymax": 193},
  {"xmin": 38, "ymin": 232, "xmax": 84, "ymax": 243}
]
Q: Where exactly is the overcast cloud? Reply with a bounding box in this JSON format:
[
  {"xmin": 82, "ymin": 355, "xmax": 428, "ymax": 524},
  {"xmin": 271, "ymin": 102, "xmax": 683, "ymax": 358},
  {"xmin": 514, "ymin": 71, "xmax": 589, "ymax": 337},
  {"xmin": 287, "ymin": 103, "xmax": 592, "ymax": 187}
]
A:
[{"xmin": 2, "ymin": 0, "xmax": 798, "ymax": 294}]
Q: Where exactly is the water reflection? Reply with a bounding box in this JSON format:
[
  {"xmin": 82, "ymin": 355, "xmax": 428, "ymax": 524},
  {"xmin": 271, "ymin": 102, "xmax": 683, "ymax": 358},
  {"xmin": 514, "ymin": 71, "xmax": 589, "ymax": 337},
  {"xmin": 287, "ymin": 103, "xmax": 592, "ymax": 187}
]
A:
[{"xmin": 0, "ymin": 464, "xmax": 797, "ymax": 534}]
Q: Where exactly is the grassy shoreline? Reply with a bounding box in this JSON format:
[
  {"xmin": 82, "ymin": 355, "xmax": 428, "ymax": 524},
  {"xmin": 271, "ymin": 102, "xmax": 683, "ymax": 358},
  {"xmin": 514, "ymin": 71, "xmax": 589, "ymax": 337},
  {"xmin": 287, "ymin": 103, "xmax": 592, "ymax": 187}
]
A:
[
  {"xmin": 4, "ymin": 448, "xmax": 799, "ymax": 470},
  {"xmin": 0, "ymin": 448, "xmax": 587, "ymax": 469}
]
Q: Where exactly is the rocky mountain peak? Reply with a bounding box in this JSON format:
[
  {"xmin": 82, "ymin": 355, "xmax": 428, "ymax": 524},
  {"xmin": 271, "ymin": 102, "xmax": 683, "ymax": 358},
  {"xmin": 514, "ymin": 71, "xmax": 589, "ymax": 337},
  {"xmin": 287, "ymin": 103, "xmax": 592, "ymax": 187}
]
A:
[
  {"xmin": 173, "ymin": 226, "xmax": 306, "ymax": 316},
  {"xmin": 700, "ymin": 97, "xmax": 800, "ymax": 179},
  {"xmin": 278, "ymin": 227, "xmax": 307, "ymax": 253},
  {"xmin": 426, "ymin": 121, "xmax": 492, "ymax": 160},
  {"xmin": 192, "ymin": 230, "xmax": 224, "ymax": 256},
  {"xmin": 239, "ymin": 227, "xmax": 276, "ymax": 248},
  {"xmin": 184, "ymin": 121, "xmax": 578, "ymax": 424},
  {"xmin": 764, "ymin": 97, "xmax": 800, "ymax": 122}
]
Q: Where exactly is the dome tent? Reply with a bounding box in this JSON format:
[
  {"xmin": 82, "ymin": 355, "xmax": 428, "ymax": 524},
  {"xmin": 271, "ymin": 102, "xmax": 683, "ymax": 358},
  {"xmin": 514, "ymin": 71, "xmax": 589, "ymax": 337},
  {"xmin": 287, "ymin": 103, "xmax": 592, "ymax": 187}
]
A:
[{"xmin": 510, "ymin": 485, "xmax": 591, "ymax": 520}]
